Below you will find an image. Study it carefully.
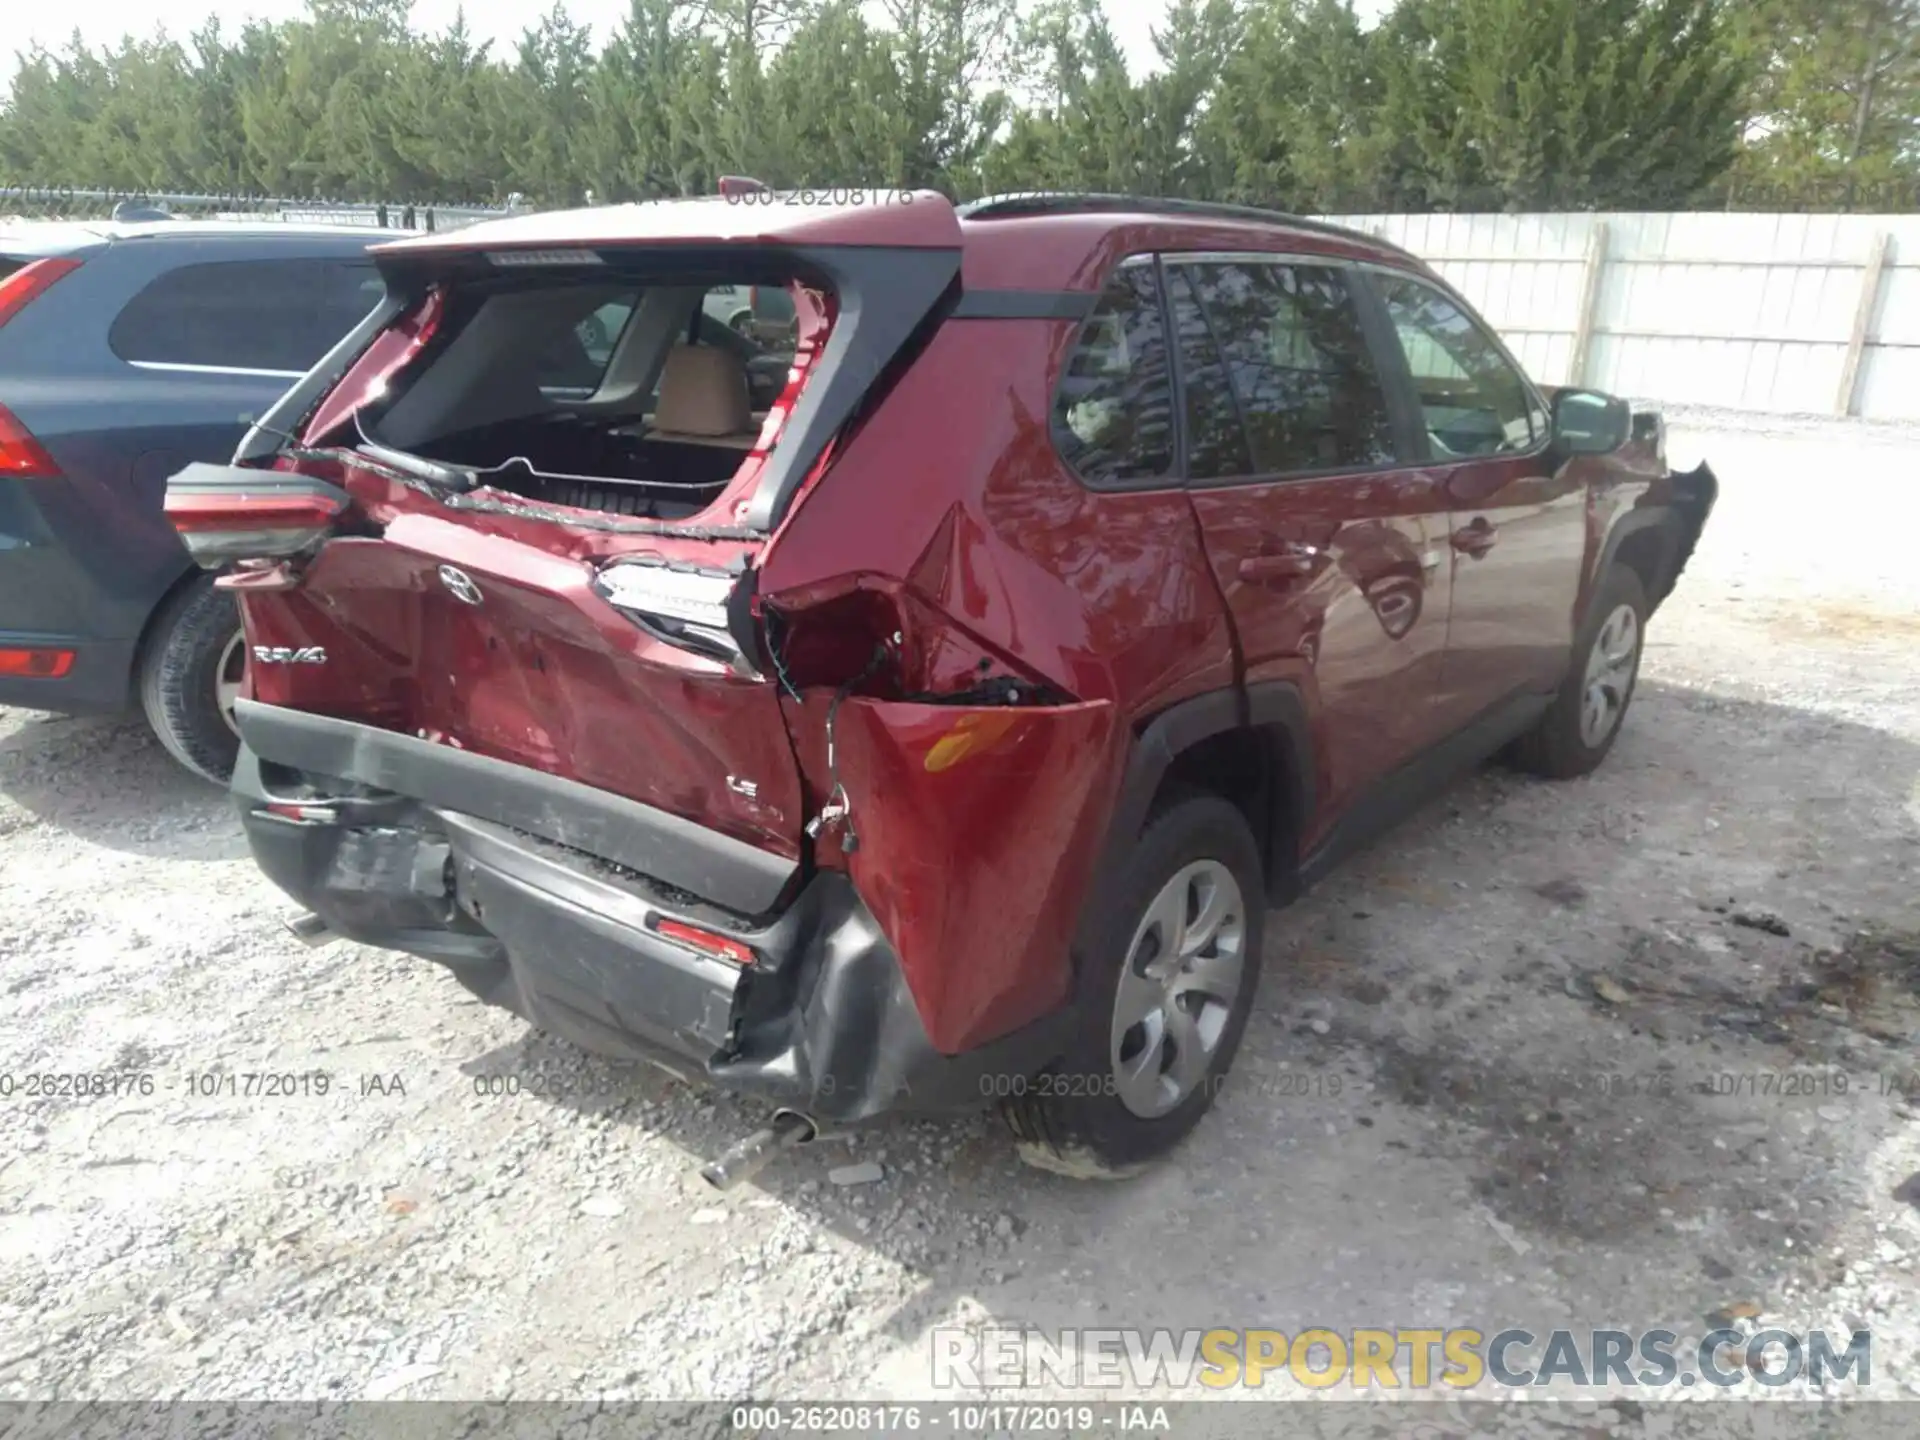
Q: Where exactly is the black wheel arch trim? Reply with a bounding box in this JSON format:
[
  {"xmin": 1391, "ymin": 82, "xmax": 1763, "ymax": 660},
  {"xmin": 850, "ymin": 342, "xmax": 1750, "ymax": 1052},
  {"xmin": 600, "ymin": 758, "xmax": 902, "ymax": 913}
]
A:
[
  {"xmin": 1588, "ymin": 461, "xmax": 1717, "ymax": 622},
  {"xmin": 1073, "ymin": 683, "xmax": 1316, "ymax": 963},
  {"xmin": 1591, "ymin": 507, "xmax": 1675, "ymax": 602},
  {"xmin": 1664, "ymin": 460, "xmax": 1719, "ymax": 601},
  {"xmin": 1243, "ymin": 682, "xmax": 1317, "ymax": 888}
]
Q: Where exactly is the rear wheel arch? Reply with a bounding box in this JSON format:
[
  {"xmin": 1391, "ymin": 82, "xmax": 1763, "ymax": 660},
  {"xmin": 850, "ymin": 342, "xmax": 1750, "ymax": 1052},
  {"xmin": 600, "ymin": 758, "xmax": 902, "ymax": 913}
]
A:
[
  {"xmin": 131, "ymin": 558, "xmax": 211, "ymax": 680},
  {"xmin": 1075, "ymin": 684, "xmax": 1314, "ymax": 962}
]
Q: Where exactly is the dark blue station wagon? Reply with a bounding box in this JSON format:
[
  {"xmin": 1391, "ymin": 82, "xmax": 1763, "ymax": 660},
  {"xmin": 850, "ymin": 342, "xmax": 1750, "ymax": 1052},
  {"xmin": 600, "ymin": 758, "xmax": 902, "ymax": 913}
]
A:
[{"xmin": 0, "ymin": 219, "xmax": 390, "ymax": 778}]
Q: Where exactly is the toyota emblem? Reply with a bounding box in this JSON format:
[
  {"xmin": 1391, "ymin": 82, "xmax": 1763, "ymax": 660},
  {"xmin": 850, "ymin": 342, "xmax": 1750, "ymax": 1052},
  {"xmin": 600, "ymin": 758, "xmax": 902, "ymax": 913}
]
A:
[{"xmin": 438, "ymin": 565, "xmax": 483, "ymax": 606}]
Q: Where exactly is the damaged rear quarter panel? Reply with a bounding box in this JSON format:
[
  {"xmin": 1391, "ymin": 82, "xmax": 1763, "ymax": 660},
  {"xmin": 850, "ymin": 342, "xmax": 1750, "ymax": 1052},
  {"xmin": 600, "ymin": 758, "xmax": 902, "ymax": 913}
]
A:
[
  {"xmin": 758, "ymin": 317, "xmax": 1238, "ymax": 1053},
  {"xmin": 821, "ymin": 695, "xmax": 1118, "ymax": 1054},
  {"xmin": 759, "ymin": 318, "xmax": 1234, "ymax": 707}
]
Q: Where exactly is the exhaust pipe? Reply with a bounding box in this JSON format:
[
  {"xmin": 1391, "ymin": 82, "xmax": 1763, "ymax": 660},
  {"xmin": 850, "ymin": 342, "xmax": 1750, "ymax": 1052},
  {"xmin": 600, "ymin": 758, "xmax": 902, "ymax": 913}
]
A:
[
  {"xmin": 700, "ymin": 1110, "xmax": 816, "ymax": 1191},
  {"xmin": 284, "ymin": 912, "xmax": 338, "ymax": 949}
]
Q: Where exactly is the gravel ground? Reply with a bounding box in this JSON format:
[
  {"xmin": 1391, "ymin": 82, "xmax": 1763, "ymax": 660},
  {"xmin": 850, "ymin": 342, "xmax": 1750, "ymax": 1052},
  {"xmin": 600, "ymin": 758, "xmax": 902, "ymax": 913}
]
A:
[{"xmin": 2, "ymin": 406, "xmax": 1918, "ymax": 1419}]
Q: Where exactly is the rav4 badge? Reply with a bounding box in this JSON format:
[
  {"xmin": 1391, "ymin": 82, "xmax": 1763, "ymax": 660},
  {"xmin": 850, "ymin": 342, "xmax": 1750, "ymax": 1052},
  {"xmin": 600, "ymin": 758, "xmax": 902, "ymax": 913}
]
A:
[{"xmin": 252, "ymin": 646, "xmax": 327, "ymax": 664}]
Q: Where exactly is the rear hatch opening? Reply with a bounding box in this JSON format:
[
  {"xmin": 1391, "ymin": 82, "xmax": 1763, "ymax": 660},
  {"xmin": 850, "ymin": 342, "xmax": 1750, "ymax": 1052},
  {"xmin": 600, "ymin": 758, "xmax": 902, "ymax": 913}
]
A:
[
  {"xmin": 302, "ymin": 256, "xmax": 832, "ymax": 530},
  {"xmin": 272, "ymin": 216, "xmax": 970, "ymax": 548}
]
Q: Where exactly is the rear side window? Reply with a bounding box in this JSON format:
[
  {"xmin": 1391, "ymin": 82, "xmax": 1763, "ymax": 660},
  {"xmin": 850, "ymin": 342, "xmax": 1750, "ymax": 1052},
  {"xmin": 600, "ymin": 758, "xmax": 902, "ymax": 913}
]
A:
[
  {"xmin": 1182, "ymin": 261, "xmax": 1398, "ymax": 475},
  {"xmin": 111, "ymin": 258, "xmax": 383, "ymax": 373},
  {"xmin": 575, "ymin": 301, "xmax": 634, "ymax": 372},
  {"xmin": 1051, "ymin": 263, "xmax": 1175, "ymax": 487},
  {"xmin": 1166, "ymin": 267, "xmax": 1253, "ymax": 482},
  {"xmin": 366, "ymin": 277, "xmax": 811, "ymax": 463},
  {"xmin": 1372, "ymin": 273, "xmax": 1539, "ymax": 458},
  {"xmin": 536, "ymin": 294, "xmax": 642, "ymax": 393},
  {"xmin": 755, "ymin": 287, "xmax": 796, "ymax": 325}
]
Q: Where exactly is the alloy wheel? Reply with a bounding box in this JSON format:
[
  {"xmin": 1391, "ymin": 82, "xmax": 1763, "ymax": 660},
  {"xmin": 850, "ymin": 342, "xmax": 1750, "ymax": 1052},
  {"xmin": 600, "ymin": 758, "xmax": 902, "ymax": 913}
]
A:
[
  {"xmin": 1579, "ymin": 602, "xmax": 1640, "ymax": 748},
  {"xmin": 1109, "ymin": 859, "xmax": 1248, "ymax": 1119},
  {"xmin": 215, "ymin": 632, "xmax": 246, "ymax": 738}
]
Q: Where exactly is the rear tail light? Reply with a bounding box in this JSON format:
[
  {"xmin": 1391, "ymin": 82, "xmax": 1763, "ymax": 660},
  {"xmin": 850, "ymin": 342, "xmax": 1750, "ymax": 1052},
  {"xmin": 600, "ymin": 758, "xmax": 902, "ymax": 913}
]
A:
[
  {"xmin": 0, "ymin": 258, "xmax": 79, "ymax": 473},
  {"xmin": 164, "ymin": 465, "xmax": 351, "ymax": 567},
  {"xmin": 597, "ymin": 563, "xmax": 733, "ymax": 628},
  {"xmin": 0, "ymin": 403, "xmax": 59, "ymax": 478},
  {"xmin": 595, "ymin": 561, "xmax": 746, "ymax": 665},
  {"xmin": 0, "ymin": 257, "xmax": 81, "ymax": 330},
  {"xmin": 0, "ymin": 647, "xmax": 74, "ymax": 678}
]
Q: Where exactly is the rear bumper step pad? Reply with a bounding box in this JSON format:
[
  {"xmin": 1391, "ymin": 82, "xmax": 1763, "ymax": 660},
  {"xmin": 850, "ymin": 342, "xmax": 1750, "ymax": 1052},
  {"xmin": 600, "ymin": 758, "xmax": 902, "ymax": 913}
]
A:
[{"xmin": 233, "ymin": 698, "xmax": 796, "ymax": 916}]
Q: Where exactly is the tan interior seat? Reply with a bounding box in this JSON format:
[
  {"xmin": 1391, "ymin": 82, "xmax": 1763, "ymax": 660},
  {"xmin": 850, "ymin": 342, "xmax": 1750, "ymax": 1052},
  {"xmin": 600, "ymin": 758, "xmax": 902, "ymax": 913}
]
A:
[{"xmin": 648, "ymin": 345, "xmax": 761, "ymax": 449}]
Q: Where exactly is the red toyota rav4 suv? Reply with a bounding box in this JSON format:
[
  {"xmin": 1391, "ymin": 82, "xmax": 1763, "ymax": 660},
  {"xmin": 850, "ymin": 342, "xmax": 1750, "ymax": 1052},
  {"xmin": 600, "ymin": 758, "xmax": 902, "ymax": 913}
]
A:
[{"xmin": 165, "ymin": 190, "xmax": 1716, "ymax": 1183}]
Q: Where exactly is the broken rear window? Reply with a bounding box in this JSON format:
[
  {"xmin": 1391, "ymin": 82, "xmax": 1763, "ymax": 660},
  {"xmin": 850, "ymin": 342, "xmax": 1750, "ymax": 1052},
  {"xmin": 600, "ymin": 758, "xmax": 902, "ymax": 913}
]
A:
[{"xmin": 357, "ymin": 275, "xmax": 810, "ymax": 521}]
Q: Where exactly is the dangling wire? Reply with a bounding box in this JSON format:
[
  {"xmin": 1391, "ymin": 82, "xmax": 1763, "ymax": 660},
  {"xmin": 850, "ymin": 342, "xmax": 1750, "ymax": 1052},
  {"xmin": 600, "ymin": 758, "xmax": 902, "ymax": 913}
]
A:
[
  {"xmin": 762, "ymin": 604, "xmax": 805, "ymax": 704},
  {"xmin": 805, "ymin": 641, "xmax": 889, "ymax": 855}
]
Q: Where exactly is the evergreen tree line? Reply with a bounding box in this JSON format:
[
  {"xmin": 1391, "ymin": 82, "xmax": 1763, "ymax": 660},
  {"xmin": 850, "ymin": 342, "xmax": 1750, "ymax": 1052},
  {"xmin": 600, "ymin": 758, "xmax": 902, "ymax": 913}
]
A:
[{"xmin": 2, "ymin": 0, "xmax": 1915, "ymax": 214}]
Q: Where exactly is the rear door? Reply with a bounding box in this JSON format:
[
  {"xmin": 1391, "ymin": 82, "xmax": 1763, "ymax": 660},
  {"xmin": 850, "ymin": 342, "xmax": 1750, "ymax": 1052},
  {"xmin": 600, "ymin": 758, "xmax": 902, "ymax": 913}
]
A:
[
  {"xmin": 1171, "ymin": 253, "xmax": 1453, "ymax": 842},
  {"xmin": 1362, "ymin": 269, "xmax": 1584, "ymax": 731}
]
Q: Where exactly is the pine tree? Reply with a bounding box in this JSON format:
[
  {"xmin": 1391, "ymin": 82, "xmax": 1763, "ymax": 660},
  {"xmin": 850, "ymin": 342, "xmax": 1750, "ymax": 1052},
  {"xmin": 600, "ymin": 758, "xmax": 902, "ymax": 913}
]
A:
[
  {"xmin": 1373, "ymin": 0, "xmax": 1748, "ymax": 211},
  {"xmin": 1727, "ymin": 0, "xmax": 1920, "ymax": 205},
  {"xmin": 576, "ymin": 0, "xmax": 704, "ymax": 200},
  {"xmin": 0, "ymin": 0, "xmax": 1826, "ymax": 214},
  {"xmin": 764, "ymin": 3, "xmax": 910, "ymax": 186},
  {"xmin": 507, "ymin": 4, "xmax": 597, "ymax": 204}
]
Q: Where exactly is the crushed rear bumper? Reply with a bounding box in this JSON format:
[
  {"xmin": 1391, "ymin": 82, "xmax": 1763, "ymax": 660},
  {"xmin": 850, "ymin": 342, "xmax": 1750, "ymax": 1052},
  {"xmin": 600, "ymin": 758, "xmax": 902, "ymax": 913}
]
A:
[{"xmin": 230, "ymin": 701, "xmax": 1071, "ymax": 1124}]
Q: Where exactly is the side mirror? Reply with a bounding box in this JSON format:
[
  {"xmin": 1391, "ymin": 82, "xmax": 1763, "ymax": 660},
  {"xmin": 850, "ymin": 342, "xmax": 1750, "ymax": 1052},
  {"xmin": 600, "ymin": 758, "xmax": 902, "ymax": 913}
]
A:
[{"xmin": 1550, "ymin": 389, "xmax": 1631, "ymax": 456}]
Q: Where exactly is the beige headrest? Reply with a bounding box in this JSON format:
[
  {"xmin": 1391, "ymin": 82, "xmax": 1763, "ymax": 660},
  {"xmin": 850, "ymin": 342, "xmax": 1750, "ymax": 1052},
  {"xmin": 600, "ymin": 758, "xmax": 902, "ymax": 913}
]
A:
[{"xmin": 653, "ymin": 345, "xmax": 753, "ymax": 439}]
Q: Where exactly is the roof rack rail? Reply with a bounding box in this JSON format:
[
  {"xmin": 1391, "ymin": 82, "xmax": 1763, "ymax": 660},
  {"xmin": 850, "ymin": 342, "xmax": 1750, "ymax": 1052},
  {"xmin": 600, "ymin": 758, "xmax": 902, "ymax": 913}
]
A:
[{"xmin": 955, "ymin": 191, "xmax": 1414, "ymax": 260}]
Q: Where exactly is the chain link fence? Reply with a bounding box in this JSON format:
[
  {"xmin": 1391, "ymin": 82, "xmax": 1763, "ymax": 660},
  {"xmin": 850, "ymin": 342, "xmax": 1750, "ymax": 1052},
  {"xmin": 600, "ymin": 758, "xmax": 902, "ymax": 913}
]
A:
[{"xmin": 0, "ymin": 185, "xmax": 517, "ymax": 231}]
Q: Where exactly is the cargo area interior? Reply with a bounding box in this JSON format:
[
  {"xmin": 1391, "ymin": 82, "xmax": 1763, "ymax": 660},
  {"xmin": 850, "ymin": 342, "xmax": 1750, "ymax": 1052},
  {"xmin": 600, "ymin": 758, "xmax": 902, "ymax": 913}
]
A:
[{"xmin": 355, "ymin": 268, "xmax": 809, "ymax": 519}]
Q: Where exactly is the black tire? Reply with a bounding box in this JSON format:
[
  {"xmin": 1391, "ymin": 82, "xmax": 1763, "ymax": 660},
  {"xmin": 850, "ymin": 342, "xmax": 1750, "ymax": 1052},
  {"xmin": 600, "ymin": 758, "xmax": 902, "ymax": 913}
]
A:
[
  {"xmin": 1003, "ymin": 794, "xmax": 1266, "ymax": 1178},
  {"xmin": 1509, "ymin": 565, "xmax": 1648, "ymax": 780},
  {"xmin": 138, "ymin": 575, "xmax": 243, "ymax": 784}
]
